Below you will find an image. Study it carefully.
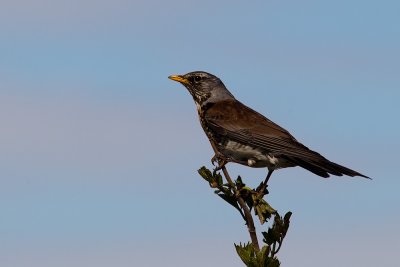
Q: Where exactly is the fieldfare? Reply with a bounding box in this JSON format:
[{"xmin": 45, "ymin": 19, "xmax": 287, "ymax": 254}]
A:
[{"xmin": 169, "ymin": 71, "xmax": 369, "ymax": 183}]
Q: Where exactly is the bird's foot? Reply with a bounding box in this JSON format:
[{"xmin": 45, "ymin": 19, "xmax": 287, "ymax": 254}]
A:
[{"xmin": 211, "ymin": 153, "xmax": 228, "ymax": 171}]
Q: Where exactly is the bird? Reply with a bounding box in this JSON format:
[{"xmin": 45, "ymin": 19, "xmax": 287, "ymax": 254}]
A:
[{"xmin": 168, "ymin": 71, "xmax": 369, "ymax": 183}]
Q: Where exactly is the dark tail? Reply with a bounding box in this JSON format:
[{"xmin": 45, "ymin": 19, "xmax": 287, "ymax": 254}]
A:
[{"xmin": 285, "ymin": 150, "xmax": 370, "ymax": 179}]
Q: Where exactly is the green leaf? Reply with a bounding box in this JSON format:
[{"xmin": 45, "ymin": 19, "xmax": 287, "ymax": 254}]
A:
[
  {"xmin": 284, "ymin": 211, "xmax": 292, "ymax": 224},
  {"xmin": 264, "ymin": 257, "xmax": 280, "ymax": 267},
  {"xmin": 199, "ymin": 165, "xmax": 290, "ymax": 266},
  {"xmin": 198, "ymin": 166, "xmax": 223, "ymax": 188},
  {"xmin": 198, "ymin": 166, "xmax": 213, "ymax": 182},
  {"xmin": 272, "ymin": 214, "xmax": 284, "ymax": 235},
  {"xmin": 235, "ymin": 176, "xmax": 245, "ymax": 189},
  {"xmin": 234, "ymin": 242, "xmax": 255, "ymax": 266},
  {"xmin": 262, "ymin": 228, "xmax": 279, "ymax": 246},
  {"xmin": 255, "ymin": 245, "xmax": 269, "ymax": 266},
  {"xmin": 282, "ymin": 211, "xmax": 292, "ymax": 236},
  {"xmin": 262, "ymin": 212, "xmax": 292, "ymax": 257},
  {"xmin": 253, "ymin": 198, "xmax": 276, "ymax": 224},
  {"xmin": 216, "ymin": 172, "xmax": 223, "ymax": 186},
  {"xmin": 216, "ymin": 192, "xmax": 242, "ymax": 215},
  {"xmin": 260, "ymin": 199, "xmax": 276, "ymax": 214},
  {"xmin": 233, "ymin": 244, "xmax": 280, "ymax": 267},
  {"xmin": 245, "ymin": 193, "xmax": 254, "ymax": 210},
  {"xmin": 238, "ymin": 186, "xmax": 253, "ymax": 206}
]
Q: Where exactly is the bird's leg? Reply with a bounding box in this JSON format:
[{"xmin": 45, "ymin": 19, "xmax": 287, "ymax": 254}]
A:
[
  {"xmin": 211, "ymin": 154, "xmax": 219, "ymax": 166},
  {"xmin": 211, "ymin": 152, "xmax": 228, "ymax": 171},
  {"xmin": 264, "ymin": 169, "xmax": 274, "ymax": 185},
  {"xmin": 256, "ymin": 169, "xmax": 274, "ymax": 197}
]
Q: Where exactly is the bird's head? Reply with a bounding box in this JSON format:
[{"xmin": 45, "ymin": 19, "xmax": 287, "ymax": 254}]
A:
[{"xmin": 168, "ymin": 71, "xmax": 234, "ymax": 106}]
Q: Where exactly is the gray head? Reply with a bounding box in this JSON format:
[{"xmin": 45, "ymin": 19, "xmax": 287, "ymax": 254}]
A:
[{"xmin": 168, "ymin": 71, "xmax": 235, "ymax": 106}]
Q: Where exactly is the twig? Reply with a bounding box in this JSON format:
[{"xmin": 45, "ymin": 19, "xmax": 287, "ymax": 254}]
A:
[
  {"xmin": 221, "ymin": 166, "xmax": 260, "ymax": 252},
  {"xmin": 210, "ymin": 144, "xmax": 260, "ymax": 252},
  {"xmin": 271, "ymin": 242, "xmax": 277, "ymax": 258},
  {"xmin": 273, "ymin": 240, "xmax": 282, "ymax": 256}
]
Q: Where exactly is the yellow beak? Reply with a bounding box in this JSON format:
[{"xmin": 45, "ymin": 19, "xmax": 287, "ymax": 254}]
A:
[{"xmin": 168, "ymin": 75, "xmax": 190, "ymax": 85}]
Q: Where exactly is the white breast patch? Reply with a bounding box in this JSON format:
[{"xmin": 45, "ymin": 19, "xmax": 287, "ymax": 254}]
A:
[{"xmin": 221, "ymin": 140, "xmax": 286, "ymax": 169}]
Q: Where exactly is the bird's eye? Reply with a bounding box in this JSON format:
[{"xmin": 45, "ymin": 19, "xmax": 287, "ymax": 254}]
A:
[{"xmin": 194, "ymin": 76, "xmax": 202, "ymax": 82}]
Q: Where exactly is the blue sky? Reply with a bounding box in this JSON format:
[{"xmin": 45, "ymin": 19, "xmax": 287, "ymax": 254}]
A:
[{"xmin": 0, "ymin": 0, "xmax": 399, "ymax": 266}]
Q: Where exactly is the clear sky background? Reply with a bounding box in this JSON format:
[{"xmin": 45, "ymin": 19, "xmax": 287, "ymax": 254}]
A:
[{"xmin": 0, "ymin": 0, "xmax": 399, "ymax": 266}]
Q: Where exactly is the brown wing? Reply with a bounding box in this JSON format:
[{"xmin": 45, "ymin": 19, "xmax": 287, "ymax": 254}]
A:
[
  {"xmin": 205, "ymin": 99, "xmax": 369, "ymax": 178},
  {"xmin": 205, "ymin": 99, "xmax": 313, "ymax": 155}
]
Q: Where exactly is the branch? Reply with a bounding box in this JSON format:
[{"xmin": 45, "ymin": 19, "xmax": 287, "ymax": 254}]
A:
[
  {"xmin": 198, "ymin": 165, "xmax": 292, "ymax": 266},
  {"xmin": 208, "ymin": 142, "xmax": 260, "ymax": 252},
  {"xmin": 220, "ymin": 166, "xmax": 260, "ymax": 252}
]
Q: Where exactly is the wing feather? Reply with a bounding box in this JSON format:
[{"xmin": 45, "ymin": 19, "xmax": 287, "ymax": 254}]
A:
[{"xmin": 204, "ymin": 99, "xmax": 369, "ymax": 178}]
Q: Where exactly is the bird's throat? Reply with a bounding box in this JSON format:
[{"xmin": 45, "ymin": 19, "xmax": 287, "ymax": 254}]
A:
[{"xmin": 191, "ymin": 91, "xmax": 211, "ymax": 108}]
